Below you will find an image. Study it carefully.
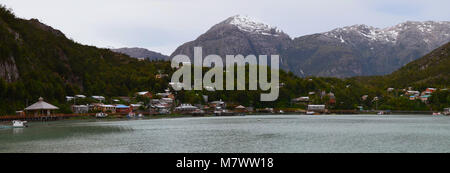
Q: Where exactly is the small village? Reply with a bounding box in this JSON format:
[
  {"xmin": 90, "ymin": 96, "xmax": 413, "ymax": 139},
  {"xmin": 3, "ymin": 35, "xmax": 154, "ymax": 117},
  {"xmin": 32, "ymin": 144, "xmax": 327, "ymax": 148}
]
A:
[{"xmin": 2, "ymin": 79, "xmax": 448, "ymax": 126}]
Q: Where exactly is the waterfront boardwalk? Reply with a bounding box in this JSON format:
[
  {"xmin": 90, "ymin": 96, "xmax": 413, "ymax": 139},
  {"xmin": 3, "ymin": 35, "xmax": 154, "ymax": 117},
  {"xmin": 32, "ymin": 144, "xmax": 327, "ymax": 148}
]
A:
[{"xmin": 0, "ymin": 113, "xmax": 94, "ymax": 122}]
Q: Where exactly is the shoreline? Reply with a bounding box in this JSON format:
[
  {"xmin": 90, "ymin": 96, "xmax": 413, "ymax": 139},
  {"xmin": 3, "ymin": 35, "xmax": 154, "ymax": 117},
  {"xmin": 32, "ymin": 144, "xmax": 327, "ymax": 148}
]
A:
[{"xmin": 1, "ymin": 112, "xmax": 441, "ymax": 126}]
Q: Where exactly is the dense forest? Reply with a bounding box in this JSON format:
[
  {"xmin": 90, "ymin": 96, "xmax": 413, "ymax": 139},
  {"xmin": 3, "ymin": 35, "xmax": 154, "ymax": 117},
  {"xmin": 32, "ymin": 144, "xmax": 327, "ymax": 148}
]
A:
[{"xmin": 0, "ymin": 5, "xmax": 448, "ymax": 115}]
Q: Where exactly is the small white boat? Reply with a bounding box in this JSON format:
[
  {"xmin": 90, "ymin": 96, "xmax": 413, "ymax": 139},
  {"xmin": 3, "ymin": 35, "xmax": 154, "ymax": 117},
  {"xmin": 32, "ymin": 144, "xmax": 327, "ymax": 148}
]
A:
[
  {"xmin": 306, "ymin": 111, "xmax": 315, "ymax": 115},
  {"xmin": 127, "ymin": 112, "xmax": 136, "ymax": 118},
  {"xmin": 432, "ymin": 112, "xmax": 442, "ymax": 116},
  {"xmin": 279, "ymin": 110, "xmax": 285, "ymax": 114},
  {"xmin": 138, "ymin": 113, "xmax": 143, "ymax": 118},
  {"xmin": 95, "ymin": 112, "xmax": 108, "ymax": 118},
  {"xmin": 377, "ymin": 111, "xmax": 384, "ymax": 115},
  {"xmin": 12, "ymin": 120, "xmax": 28, "ymax": 128}
]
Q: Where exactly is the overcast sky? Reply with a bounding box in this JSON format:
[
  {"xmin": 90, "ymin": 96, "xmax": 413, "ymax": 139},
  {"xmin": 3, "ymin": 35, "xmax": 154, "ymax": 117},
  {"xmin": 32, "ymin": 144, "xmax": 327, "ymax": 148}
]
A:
[{"xmin": 2, "ymin": 0, "xmax": 449, "ymax": 55}]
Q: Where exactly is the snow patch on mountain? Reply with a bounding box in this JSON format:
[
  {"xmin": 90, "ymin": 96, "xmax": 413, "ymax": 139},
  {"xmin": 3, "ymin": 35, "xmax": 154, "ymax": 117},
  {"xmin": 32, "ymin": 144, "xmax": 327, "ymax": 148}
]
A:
[
  {"xmin": 323, "ymin": 21, "xmax": 450, "ymax": 44},
  {"xmin": 228, "ymin": 15, "xmax": 283, "ymax": 36}
]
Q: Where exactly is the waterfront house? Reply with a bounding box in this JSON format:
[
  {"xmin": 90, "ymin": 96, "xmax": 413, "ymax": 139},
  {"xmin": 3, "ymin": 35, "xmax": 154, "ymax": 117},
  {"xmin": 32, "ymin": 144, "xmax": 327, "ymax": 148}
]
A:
[
  {"xmin": 89, "ymin": 103, "xmax": 104, "ymax": 111},
  {"xmin": 307, "ymin": 105, "xmax": 326, "ymax": 112},
  {"xmin": 72, "ymin": 105, "xmax": 89, "ymax": 114},
  {"xmin": 116, "ymin": 104, "xmax": 131, "ymax": 114},
  {"xmin": 25, "ymin": 97, "xmax": 59, "ymax": 116},
  {"xmin": 101, "ymin": 104, "xmax": 116, "ymax": 113}
]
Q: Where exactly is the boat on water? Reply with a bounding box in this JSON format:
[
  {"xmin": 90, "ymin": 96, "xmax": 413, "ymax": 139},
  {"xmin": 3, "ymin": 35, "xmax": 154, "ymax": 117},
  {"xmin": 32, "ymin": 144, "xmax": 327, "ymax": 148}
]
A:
[
  {"xmin": 306, "ymin": 111, "xmax": 316, "ymax": 115},
  {"xmin": 95, "ymin": 112, "xmax": 108, "ymax": 118},
  {"xmin": 12, "ymin": 120, "xmax": 28, "ymax": 128},
  {"xmin": 377, "ymin": 111, "xmax": 385, "ymax": 115},
  {"xmin": 432, "ymin": 112, "xmax": 442, "ymax": 116}
]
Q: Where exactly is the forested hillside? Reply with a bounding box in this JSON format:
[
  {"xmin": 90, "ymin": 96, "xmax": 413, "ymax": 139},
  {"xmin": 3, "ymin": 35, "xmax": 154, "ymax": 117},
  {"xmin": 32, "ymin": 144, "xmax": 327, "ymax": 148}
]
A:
[{"xmin": 0, "ymin": 6, "xmax": 172, "ymax": 114}]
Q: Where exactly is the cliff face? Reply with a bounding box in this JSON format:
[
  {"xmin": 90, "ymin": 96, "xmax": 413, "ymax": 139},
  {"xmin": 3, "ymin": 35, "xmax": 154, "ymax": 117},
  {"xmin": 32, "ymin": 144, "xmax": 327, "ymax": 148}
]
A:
[{"xmin": 0, "ymin": 55, "xmax": 19, "ymax": 82}]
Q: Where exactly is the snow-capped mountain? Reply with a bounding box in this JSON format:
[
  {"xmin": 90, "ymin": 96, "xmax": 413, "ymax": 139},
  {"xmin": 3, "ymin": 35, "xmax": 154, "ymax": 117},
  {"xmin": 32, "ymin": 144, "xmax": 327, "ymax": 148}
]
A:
[
  {"xmin": 283, "ymin": 21, "xmax": 450, "ymax": 77},
  {"xmin": 323, "ymin": 21, "xmax": 450, "ymax": 46},
  {"xmin": 171, "ymin": 15, "xmax": 291, "ymax": 67},
  {"xmin": 226, "ymin": 15, "xmax": 283, "ymax": 36},
  {"xmin": 171, "ymin": 16, "xmax": 450, "ymax": 78}
]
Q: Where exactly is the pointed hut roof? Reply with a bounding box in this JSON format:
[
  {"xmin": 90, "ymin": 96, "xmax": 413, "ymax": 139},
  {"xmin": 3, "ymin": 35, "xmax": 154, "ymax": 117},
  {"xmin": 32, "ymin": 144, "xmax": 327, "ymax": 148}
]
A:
[
  {"xmin": 235, "ymin": 105, "xmax": 246, "ymax": 109},
  {"xmin": 25, "ymin": 97, "xmax": 59, "ymax": 110}
]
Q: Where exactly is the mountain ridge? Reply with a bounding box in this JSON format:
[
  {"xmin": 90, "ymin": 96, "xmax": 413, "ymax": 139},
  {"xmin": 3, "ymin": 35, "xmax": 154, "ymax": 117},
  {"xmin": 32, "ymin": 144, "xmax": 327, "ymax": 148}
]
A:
[
  {"xmin": 170, "ymin": 15, "xmax": 292, "ymax": 68},
  {"xmin": 111, "ymin": 47, "xmax": 169, "ymax": 61},
  {"xmin": 171, "ymin": 15, "xmax": 450, "ymax": 78}
]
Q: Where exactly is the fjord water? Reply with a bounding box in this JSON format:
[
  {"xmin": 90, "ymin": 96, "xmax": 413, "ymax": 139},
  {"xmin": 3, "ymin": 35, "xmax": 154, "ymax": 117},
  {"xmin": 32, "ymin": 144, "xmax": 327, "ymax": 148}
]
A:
[{"xmin": 1, "ymin": 115, "xmax": 450, "ymax": 153}]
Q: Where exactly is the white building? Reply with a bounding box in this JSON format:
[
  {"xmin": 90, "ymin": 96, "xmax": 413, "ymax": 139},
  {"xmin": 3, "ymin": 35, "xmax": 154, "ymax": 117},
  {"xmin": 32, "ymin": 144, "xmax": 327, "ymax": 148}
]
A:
[
  {"xmin": 75, "ymin": 95, "xmax": 86, "ymax": 99},
  {"xmin": 308, "ymin": 105, "xmax": 326, "ymax": 112},
  {"xmin": 92, "ymin": 96, "xmax": 105, "ymax": 102},
  {"xmin": 175, "ymin": 104, "xmax": 198, "ymax": 112}
]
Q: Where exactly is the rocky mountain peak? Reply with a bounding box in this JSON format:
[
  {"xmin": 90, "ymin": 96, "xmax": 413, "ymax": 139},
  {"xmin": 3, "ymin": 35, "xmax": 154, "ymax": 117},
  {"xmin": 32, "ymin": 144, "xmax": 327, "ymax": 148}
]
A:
[{"xmin": 222, "ymin": 15, "xmax": 284, "ymax": 36}]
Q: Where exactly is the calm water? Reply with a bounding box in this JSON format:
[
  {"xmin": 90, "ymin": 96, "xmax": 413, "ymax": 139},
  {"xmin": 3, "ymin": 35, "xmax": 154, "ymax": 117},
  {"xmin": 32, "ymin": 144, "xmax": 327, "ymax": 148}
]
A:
[{"xmin": 1, "ymin": 115, "xmax": 450, "ymax": 153}]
